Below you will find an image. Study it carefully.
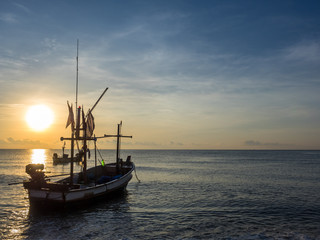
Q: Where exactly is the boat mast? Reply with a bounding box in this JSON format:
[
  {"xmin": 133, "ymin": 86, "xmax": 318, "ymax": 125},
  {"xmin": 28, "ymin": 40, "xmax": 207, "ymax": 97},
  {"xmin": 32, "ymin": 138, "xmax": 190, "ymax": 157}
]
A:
[
  {"xmin": 94, "ymin": 135, "xmax": 97, "ymax": 185},
  {"xmin": 70, "ymin": 40, "xmax": 79, "ymax": 186},
  {"xmin": 116, "ymin": 121, "xmax": 122, "ymax": 172},
  {"xmin": 82, "ymin": 108, "xmax": 87, "ymax": 183},
  {"xmin": 70, "ymin": 131, "xmax": 75, "ymax": 186},
  {"xmin": 101, "ymin": 121, "xmax": 132, "ymax": 173},
  {"xmin": 76, "ymin": 39, "xmax": 79, "ymax": 109}
]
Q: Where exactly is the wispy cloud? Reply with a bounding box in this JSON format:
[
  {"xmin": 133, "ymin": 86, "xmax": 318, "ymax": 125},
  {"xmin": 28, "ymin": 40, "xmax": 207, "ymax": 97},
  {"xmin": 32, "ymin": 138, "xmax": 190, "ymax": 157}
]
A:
[
  {"xmin": 284, "ymin": 41, "xmax": 320, "ymax": 62},
  {"xmin": 0, "ymin": 13, "xmax": 18, "ymax": 23},
  {"xmin": 42, "ymin": 38, "xmax": 57, "ymax": 52},
  {"xmin": 170, "ymin": 141, "xmax": 184, "ymax": 146},
  {"xmin": 0, "ymin": 137, "xmax": 49, "ymax": 149},
  {"xmin": 244, "ymin": 140, "xmax": 295, "ymax": 148},
  {"xmin": 13, "ymin": 3, "xmax": 32, "ymax": 14}
]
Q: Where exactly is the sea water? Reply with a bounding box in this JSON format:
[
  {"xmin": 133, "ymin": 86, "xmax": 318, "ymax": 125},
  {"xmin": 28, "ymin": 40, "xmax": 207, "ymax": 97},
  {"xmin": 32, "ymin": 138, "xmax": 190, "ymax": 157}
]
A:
[{"xmin": 0, "ymin": 149, "xmax": 319, "ymax": 239}]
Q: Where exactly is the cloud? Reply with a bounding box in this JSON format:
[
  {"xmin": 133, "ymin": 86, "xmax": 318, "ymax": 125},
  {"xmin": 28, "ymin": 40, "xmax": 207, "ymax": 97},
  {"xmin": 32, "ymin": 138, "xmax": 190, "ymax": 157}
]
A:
[
  {"xmin": 284, "ymin": 41, "xmax": 320, "ymax": 62},
  {"xmin": 132, "ymin": 141, "xmax": 162, "ymax": 147},
  {"xmin": 0, "ymin": 137, "xmax": 49, "ymax": 149},
  {"xmin": 94, "ymin": 139, "xmax": 162, "ymax": 149},
  {"xmin": 42, "ymin": 38, "xmax": 57, "ymax": 51},
  {"xmin": 0, "ymin": 13, "xmax": 18, "ymax": 23},
  {"xmin": 170, "ymin": 141, "xmax": 184, "ymax": 146},
  {"xmin": 244, "ymin": 140, "xmax": 295, "ymax": 148},
  {"xmin": 13, "ymin": 3, "xmax": 32, "ymax": 14}
]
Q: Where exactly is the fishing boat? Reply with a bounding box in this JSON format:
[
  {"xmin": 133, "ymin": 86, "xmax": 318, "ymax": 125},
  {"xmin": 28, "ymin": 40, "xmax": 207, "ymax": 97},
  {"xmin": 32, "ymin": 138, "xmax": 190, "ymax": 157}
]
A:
[
  {"xmin": 22, "ymin": 42, "xmax": 135, "ymax": 208},
  {"xmin": 52, "ymin": 142, "xmax": 82, "ymax": 165},
  {"xmin": 23, "ymin": 118, "xmax": 134, "ymax": 208}
]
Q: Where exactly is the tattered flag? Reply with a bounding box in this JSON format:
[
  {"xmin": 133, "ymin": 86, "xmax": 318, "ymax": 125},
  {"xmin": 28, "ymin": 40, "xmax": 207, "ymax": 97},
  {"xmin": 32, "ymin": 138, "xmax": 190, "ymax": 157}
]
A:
[
  {"xmin": 86, "ymin": 110, "xmax": 95, "ymax": 137},
  {"xmin": 66, "ymin": 101, "xmax": 75, "ymax": 129}
]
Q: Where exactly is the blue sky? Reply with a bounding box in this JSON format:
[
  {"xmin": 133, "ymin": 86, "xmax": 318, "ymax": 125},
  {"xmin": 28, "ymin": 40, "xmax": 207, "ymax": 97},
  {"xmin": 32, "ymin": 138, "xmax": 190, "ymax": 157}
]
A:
[{"xmin": 0, "ymin": 0, "xmax": 320, "ymax": 149}]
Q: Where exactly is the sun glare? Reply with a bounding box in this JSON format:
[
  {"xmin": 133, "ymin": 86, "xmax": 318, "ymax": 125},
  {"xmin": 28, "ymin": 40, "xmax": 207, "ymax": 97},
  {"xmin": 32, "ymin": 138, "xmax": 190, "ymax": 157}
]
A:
[
  {"xmin": 31, "ymin": 149, "xmax": 46, "ymax": 164},
  {"xmin": 26, "ymin": 105, "xmax": 54, "ymax": 131}
]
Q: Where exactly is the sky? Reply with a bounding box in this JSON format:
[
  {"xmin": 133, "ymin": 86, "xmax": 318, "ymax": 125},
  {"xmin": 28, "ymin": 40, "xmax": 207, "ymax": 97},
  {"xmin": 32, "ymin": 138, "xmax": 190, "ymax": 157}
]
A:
[{"xmin": 0, "ymin": 0, "xmax": 320, "ymax": 150}]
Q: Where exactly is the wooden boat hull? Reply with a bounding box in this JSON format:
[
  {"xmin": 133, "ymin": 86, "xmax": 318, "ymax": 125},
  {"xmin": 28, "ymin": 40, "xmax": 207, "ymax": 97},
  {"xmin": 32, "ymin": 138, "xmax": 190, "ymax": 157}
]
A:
[{"xmin": 24, "ymin": 163, "xmax": 134, "ymax": 208}]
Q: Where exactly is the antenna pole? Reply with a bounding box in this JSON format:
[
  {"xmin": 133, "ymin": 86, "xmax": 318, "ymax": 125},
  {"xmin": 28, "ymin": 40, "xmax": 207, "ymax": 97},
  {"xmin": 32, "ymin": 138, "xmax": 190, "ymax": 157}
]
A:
[{"xmin": 76, "ymin": 39, "xmax": 79, "ymax": 108}]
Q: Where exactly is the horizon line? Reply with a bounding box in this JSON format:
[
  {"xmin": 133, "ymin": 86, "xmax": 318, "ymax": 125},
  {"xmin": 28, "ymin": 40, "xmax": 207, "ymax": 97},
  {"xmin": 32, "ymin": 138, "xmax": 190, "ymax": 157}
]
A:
[{"xmin": 0, "ymin": 148, "xmax": 319, "ymax": 151}]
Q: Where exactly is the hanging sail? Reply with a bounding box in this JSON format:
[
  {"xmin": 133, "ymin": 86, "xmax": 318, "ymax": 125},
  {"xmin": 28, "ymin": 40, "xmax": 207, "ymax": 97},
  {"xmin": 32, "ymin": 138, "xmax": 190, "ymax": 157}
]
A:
[
  {"xmin": 86, "ymin": 110, "xmax": 95, "ymax": 137},
  {"xmin": 66, "ymin": 101, "xmax": 75, "ymax": 129}
]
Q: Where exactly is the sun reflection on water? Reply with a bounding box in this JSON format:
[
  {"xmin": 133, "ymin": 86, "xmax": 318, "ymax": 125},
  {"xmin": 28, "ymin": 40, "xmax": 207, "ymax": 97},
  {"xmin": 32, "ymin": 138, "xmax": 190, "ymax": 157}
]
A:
[{"xmin": 31, "ymin": 149, "xmax": 46, "ymax": 164}]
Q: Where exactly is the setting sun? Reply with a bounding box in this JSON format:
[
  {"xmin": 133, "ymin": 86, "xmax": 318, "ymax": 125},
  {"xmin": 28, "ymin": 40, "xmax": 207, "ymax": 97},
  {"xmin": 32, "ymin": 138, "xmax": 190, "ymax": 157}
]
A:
[{"xmin": 25, "ymin": 105, "xmax": 54, "ymax": 131}]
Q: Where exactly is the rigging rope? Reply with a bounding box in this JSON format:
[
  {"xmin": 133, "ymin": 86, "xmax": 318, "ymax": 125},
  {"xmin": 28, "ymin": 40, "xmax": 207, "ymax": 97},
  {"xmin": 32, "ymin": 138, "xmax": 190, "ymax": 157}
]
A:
[
  {"xmin": 96, "ymin": 145, "xmax": 105, "ymax": 166},
  {"xmin": 134, "ymin": 167, "xmax": 141, "ymax": 183}
]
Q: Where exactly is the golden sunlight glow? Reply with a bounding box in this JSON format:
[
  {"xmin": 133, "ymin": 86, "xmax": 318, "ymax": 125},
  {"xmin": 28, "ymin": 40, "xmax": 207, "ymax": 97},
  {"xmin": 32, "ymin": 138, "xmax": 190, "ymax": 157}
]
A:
[
  {"xmin": 31, "ymin": 149, "xmax": 46, "ymax": 164},
  {"xmin": 26, "ymin": 105, "xmax": 54, "ymax": 131}
]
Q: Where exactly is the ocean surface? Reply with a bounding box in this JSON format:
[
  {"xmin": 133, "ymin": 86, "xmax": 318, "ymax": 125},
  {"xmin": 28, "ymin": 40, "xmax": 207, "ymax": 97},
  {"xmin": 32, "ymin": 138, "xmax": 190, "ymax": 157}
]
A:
[{"xmin": 0, "ymin": 149, "xmax": 319, "ymax": 240}]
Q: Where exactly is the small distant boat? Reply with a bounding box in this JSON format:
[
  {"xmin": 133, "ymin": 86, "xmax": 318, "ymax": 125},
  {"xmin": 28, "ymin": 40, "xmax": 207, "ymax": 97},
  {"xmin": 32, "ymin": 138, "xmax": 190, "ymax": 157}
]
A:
[
  {"xmin": 22, "ymin": 41, "xmax": 135, "ymax": 208},
  {"xmin": 52, "ymin": 142, "xmax": 82, "ymax": 165}
]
